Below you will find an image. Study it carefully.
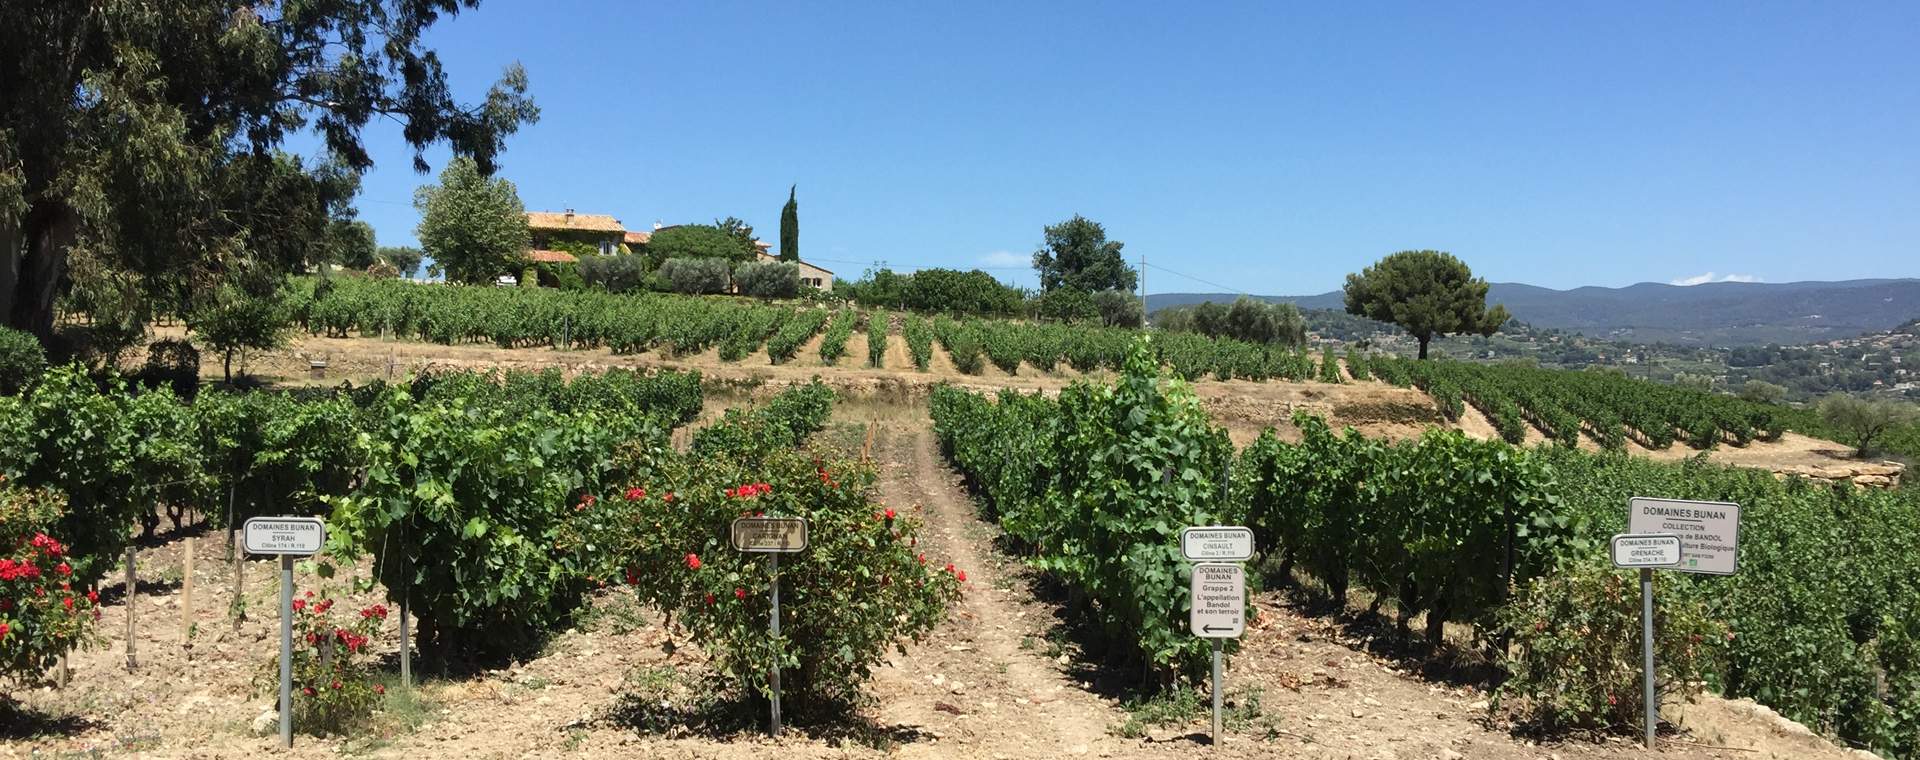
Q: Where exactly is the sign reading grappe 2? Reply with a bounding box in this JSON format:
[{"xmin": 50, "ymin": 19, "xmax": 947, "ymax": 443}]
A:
[
  {"xmin": 243, "ymin": 517, "xmax": 326, "ymax": 556},
  {"xmin": 1628, "ymin": 497, "xmax": 1740, "ymax": 575},
  {"xmin": 1188, "ymin": 563, "xmax": 1246, "ymax": 638}
]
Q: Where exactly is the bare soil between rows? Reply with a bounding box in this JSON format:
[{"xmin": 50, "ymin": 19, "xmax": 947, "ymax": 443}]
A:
[{"xmin": 0, "ymin": 400, "xmax": 1868, "ymax": 759}]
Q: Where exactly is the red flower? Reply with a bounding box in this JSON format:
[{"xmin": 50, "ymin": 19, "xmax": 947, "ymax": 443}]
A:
[
  {"xmin": 331, "ymin": 681, "xmax": 342, "ymax": 690},
  {"xmin": 685, "ymin": 553, "xmax": 702, "ymax": 570},
  {"xmin": 315, "ymin": 599, "xmax": 333, "ymax": 614},
  {"xmin": 664, "ymin": 492, "xmax": 676, "ymax": 503},
  {"xmin": 884, "ymin": 507, "xmax": 896, "ymax": 521},
  {"xmin": 62, "ymin": 596, "xmax": 73, "ymax": 610},
  {"xmin": 292, "ymin": 599, "xmax": 306, "ymax": 612},
  {"xmin": 625, "ymin": 487, "xmax": 646, "ymax": 501},
  {"xmin": 1607, "ymin": 693, "xmax": 1618, "ymax": 706},
  {"xmin": 55, "ymin": 562, "xmax": 70, "ymax": 577},
  {"xmin": 916, "ymin": 553, "xmax": 926, "ymax": 565},
  {"xmin": 735, "ymin": 587, "xmax": 747, "ymax": 600},
  {"xmin": 581, "ymin": 493, "xmax": 597, "ymax": 508},
  {"xmin": 945, "ymin": 564, "xmax": 956, "ymax": 574},
  {"xmin": 87, "ymin": 590, "xmax": 99, "ymax": 604},
  {"xmin": 374, "ymin": 684, "xmax": 386, "ymax": 695},
  {"xmin": 625, "ymin": 569, "xmax": 640, "ymax": 586},
  {"xmin": 704, "ymin": 593, "xmax": 716, "ymax": 606},
  {"xmin": 956, "ymin": 570, "xmax": 968, "ymax": 582},
  {"xmin": 0, "ymin": 622, "xmax": 9, "ymax": 638},
  {"xmin": 910, "ymin": 536, "xmax": 916, "ymax": 547},
  {"xmin": 302, "ymin": 687, "xmax": 315, "ymax": 696}
]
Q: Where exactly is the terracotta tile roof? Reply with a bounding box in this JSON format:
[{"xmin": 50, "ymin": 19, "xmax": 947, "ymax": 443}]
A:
[
  {"xmin": 754, "ymin": 240, "xmax": 771, "ymax": 249},
  {"xmin": 526, "ymin": 211, "xmax": 624, "ymax": 233},
  {"xmin": 526, "ymin": 249, "xmax": 579, "ymax": 263},
  {"xmin": 624, "ymin": 230, "xmax": 651, "ymax": 245}
]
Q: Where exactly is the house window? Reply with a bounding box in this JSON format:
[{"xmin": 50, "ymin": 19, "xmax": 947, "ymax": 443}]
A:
[{"xmin": 600, "ymin": 240, "xmax": 614, "ymax": 255}]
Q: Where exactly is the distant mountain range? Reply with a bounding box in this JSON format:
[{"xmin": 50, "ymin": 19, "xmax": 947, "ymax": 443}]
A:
[{"xmin": 1147, "ymin": 279, "xmax": 1920, "ymax": 346}]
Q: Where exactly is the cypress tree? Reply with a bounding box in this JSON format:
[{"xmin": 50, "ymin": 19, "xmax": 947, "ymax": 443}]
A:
[{"xmin": 779, "ymin": 185, "xmax": 799, "ymax": 262}]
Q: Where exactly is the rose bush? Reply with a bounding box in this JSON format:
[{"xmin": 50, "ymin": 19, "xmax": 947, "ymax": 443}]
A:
[
  {"xmin": 0, "ymin": 480, "xmax": 100, "ymax": 681},
  {"xmin": 257, "ymin": 591, "xmax": 389, "ymax": 734}
]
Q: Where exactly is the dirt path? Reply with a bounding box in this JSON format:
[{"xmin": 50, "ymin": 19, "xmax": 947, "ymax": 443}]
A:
[{"xmin": 864, "ymin": 423, "xmax": 1136, "ymax": 759}]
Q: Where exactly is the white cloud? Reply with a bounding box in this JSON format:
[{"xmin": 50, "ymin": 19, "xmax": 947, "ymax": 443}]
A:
[
  {"xmin": 1669, "ymin": 272, "xmax": 1762, "ymax": 286},
  {"xmin": 980, "ymin": 250, "xmax": 1028, "ymax": 268}
]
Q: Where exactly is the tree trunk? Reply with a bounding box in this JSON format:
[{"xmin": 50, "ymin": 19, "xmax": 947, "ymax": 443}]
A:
[
  {"xmin": 3, "ymin": 201, "xmax": 77, "ymax": 341},
  {"xmin": 223, "ymin": 349, "xmax": 233, "ymax": 383},
  {"xmin": 1417, "ymin": 334, "xmax": 1431, "ymax": 360}
]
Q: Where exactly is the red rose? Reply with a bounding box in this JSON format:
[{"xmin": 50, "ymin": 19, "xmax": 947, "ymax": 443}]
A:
[
  {"xmin": 87, "ymin": 590, "xmax": 99, "ymax": 604},
  {"xmin": 685, "ymin": 553, "xmax": 702, "ymax": 570},
  {"xmin": 884, "ymin": 507, "xmax": 896, "ymax": 520},
  {"xmin": 374, "ymin": 684, "xmax": 386, "ymax": 695},
  {"xmin": 0, "ymin": 622, "xmax": 9, "ymax": 638},
  {"xmin": 62, "ymin": 596, "xmax": 74, "ymax": 610},
  {"xmin": 55, "ymin": 562, "xmax": 70, "ymax": 577},
  {"xmin": 704, "ymin": 593, "xmax": 716, "ymax": 606},
  {"xmin": 956, "ymin": 570, "xmax": 967, "ymax": 582},
  {"xmin": 331, "ymin": 681, "xmax": 342, "ymax": 690},
  {"xmin": 664, "ymin": 492, "xmax": 676, "ymax": 503},
  {"xmin": 625, "ymin": 487, "xmax": 645, "ymax": 501},
  {"xmin": 945, "ymin": 564, "xmax": 956, "ymax": 574},
  {"xmin": 735, "ymin": 587, "xmax": 747, "ymax": 600},
  {"xmin": 582, "ymin": 493, "xmax": 597, "ymax": 508},
  {"xmin": 916, "ymin": 554, "xmax": 926, "ymax": 565},
  {"xmin": 302, "ymin": 687, "xmax": 315, "ymax": 697},
  {"xmin": 292, "ymin": 599, "xmax": 306, "ymax": 612}
]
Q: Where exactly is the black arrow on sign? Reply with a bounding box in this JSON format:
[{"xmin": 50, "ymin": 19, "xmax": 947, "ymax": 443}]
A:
[{"xmin": 1202, "ymin": 624, "xmax": 1236, "ymax": 634}]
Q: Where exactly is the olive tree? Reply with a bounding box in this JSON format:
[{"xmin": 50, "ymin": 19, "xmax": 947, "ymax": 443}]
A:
[{"xmin": 1819, "ymin": 395, "xmax": 1920, "ymax": 458}]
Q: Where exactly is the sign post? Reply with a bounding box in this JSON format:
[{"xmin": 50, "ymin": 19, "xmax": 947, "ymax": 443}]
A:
[
  {"xmin": 243, "ymin": 517, "xmax": 326, "ymax": 749},
  {"xmin": 1183, "ymin": 526, "xmax": 1253, "ymax": 749},
  {"xmin": 1619, "ymin": 496, "xmax": 1741, "ymax": 750},
  {"xmin": 731, "ymin": 517, "xmax": 808, "ymax": 737}
]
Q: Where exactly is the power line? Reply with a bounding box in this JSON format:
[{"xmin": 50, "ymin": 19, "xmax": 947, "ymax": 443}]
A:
[{"xmin": 1142, "ymin": 261, "xmax": 1255, "ymax": 297}]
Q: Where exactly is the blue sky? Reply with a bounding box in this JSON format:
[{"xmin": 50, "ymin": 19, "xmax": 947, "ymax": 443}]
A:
[{"xmin": 327, "ymin": 1, "xmax": 1920, "ymax": 294}]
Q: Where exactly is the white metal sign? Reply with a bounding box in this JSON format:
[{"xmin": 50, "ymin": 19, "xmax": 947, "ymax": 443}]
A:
[
  {"xmin": 1611, "ymin": 533, "xmax": 1683, "ymax": 568},
  {"xmin": 243, "ymin": 517, "xmax": 326, "ymax": 556},
  {"xmin": 1189, "ymin": 563, "xmax": 1246, "ymax": 638},
  {"xmin": 730, "ymin": 517, "xmax": 808, "ymax": 553},
  {"xmin": 1180, "ymin": 526, "xmax": 1255, "ymax": 562},
  {"xmin": 1628, "ymin": 497, "xmax": 1740, "ymax": 575}
]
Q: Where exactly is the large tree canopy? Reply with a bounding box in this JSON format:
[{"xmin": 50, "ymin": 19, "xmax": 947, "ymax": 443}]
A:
[
  {"xmin": 1032, "ymin": 215, "xmax": 1136, "ymax": 293},
  {"xmin": 326, "ymin": 219, "xmax": 379, "ymax": 270},
  {"xmin": 1343, "ymin": 250, "xmax": 1508, "ymax": 359},
  {"xmin": 0, "ymin": 1, "xmax": 538, "ymax": 340},
  {"xmin": 414, "ymin": 157, "xmax": 529, "ymax": 284},
  {"xmin": 645, "ymin": 223, "xmax": 758, "ymax": 269}
]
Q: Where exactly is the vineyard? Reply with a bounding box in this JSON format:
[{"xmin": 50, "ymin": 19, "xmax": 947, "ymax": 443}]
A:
[
  {"xmin": 933, "ymin": 341, "xmax": 1920, "ymax": 757},
  {"xmin": 285, "ymin": 279, "xmax": 1886, "ymax": 466}
]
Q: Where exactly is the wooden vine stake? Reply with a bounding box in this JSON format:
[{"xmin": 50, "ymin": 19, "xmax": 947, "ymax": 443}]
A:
[
  {"xmin": 231, "ymin": 528, "xmax": 246, "ymax": 631},
  {"xmin": 180, "ymin": 537, "xmax": 195, "ymax": 656},
  {"xmin": 124, "ymin": 545, "xmax": 137, "ymax": 671}
]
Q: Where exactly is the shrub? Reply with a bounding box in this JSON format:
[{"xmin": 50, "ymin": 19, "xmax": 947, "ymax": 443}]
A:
[
  {"xmin": 735, "ymin": 260, "xmax": 800, "ymax": 300},
  {"xmin": 0, "ymin": 327, "xmax": 46, "ymax": 395},
  {"xmin": 902, "ymin": 315, "xmax": 934, "ymax": 371},
  {"xmin": 1818, "ymin": 394, "xmax": 1920, "ymax": 458},
  {"xmin": 1495, "ymin": 555, "xmax": 1725, "ymax": 732},
  {"xmin": 901, "ymin": 269, "xmax": 1023, "ymax": 316},
  {"xmin": 259, "ymin": 594, "xmax": 390, "ymax": 735},
  {"xmin": 866, "ymin": 309, "xmax": 889, "ymax": 367},
  {"xmin": 931, "ymin": 339, "xmax": 1238, "ymax": 684},
  {"xmin": 189, "ymin": 285, "xmax": 292, "ymax": 382},
  {"xmin": 326, "ymin": 387, "xmax": 669, "ymax": 662},
  {"xmin": 1092, "ymin": 289, "xmax": 1144, "ymax": 328},
  {"xmin": 141, "ymin": 338, "xmax": 201, "ymax": 398},
  {"xmin": 657, "ymin": 257, "xmax": 732, "ymax": 295},
  {"xmin": 818, "ymin": 309, "xmax": 857, "ymax": 365},
  {"xmin": 1035, "ymin": 288, "xmax": 1099, "ymax": 323},
  {"xmin": 0, "ymin": 483, "xmax": 100, "ymax": 681},
  {"xmin": 584, "ymin": 449, "xmax": 961, "ymax": 716},
  {"xmin": 579, "ymin": 254, "xmax": 649, "ymax": 294}
]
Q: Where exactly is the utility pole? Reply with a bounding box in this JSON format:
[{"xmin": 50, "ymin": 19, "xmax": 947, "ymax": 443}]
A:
[{"xmin": 1139, "ymin": 254, "xmax": 1148, "ymax": 327}]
